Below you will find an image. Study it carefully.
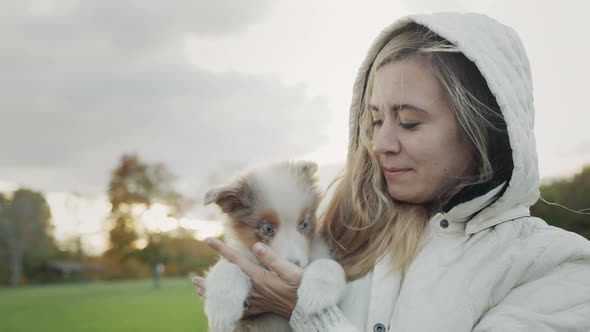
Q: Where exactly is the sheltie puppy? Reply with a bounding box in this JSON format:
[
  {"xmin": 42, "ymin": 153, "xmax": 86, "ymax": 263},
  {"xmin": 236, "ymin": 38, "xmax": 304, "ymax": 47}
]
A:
[{"xmin": 203, "ymin": 160, "xmax": 346, "ymax": 332}]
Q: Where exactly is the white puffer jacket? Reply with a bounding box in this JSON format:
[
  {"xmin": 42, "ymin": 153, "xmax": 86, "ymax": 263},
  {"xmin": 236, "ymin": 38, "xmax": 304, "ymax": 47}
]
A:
[{"xmin": 289, "ymin": 12, "xmax": 590, "ymax": 332}]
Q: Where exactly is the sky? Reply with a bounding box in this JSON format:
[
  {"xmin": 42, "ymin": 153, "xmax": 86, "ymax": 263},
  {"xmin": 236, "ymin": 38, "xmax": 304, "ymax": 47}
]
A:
[{"xmin": 1, "ymin": 0, "xmax": 589, "ymax": 252}]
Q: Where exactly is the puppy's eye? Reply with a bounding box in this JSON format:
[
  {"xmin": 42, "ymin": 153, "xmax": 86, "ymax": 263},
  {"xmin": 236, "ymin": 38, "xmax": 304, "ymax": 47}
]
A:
[
  {"xmin": 261, "ymin": 224, "xmax": 274, "ymax": 235},
  {"xmin": 300, "ymin": 220, "xmax": 311, "ymax": 232}
]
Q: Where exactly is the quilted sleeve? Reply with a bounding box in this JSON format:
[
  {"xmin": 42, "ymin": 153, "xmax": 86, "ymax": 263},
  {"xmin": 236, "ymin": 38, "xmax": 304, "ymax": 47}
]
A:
[
  {"xmin": 473, "ymin": 238, "xmax": 590, "ymax": 331},
  {"xmin": 289, "ymin": 305, "xmax": 359, "ymax": 332}
]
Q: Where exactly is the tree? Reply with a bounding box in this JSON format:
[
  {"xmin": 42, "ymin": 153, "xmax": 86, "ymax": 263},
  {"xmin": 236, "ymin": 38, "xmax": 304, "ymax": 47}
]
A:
[
  {"xmin": 531, "ymin": 165, "xmax": 590, "ymax": 239},
  {"xmin": 136, "ymin": 229, "xmax": 217, "ymax": 278},
  {"xmin": 104, "ymin": 154, "xmax": 190, "ymax": 278},
  {"xmin": 0, "ymin": 189, "xmax": 55, "ymax": 287}
]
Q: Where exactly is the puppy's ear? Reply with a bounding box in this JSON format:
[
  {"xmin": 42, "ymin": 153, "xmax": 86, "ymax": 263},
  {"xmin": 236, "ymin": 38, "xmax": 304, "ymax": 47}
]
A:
[
  {"xmin": 204, "ymin": 179, "xmax": 252, "ymax": 214},
  {"xmin": 295, "ymin": 160, "xmax": 319, "ymax": 184}
]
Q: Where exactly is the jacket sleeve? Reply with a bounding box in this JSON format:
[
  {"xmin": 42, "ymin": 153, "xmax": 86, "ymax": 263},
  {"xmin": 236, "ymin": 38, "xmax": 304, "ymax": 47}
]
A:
[
  {"xmin": 289, "ymin": 305, "xmax": 359, "ymax": 332},
  {"xmin": 473, "ymin": 237, "xmax": 590, "ymax": 332}
]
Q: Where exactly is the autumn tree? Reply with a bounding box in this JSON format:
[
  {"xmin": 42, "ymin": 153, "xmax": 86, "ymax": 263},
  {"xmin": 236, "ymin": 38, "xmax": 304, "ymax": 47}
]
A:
[
  {"xmin": 0, "ymin": 189, "xmax": 55, "ymax": 287},
  {"xmin": 104, "ymin": 154, "xmax": 188, "ymax": 278}
]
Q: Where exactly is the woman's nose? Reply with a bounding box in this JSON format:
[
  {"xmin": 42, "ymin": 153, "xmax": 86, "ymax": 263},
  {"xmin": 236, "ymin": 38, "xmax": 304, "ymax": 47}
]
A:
[{"xmin": 372, "ymin": 121, "xmax": 401, "ymax": 155}]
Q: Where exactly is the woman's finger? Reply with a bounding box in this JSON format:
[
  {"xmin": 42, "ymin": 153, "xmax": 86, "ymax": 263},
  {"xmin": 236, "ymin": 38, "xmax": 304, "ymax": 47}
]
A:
[
  {"xmin": 243, "ymin": 300, "xmax": 264, "ymax": 317},
  {"xmin": 192, "ymin": 276, "xmax": 207, "ymax": 298},
  {"xmin": 252, "ymin": 242, "xmax": 302, "ymax": 285},
  {"xmin": 206, "ymin": 237, "xmax": 262, "ymax": 278},
  {"xmin": 192, "ymin": 276, "xmax": 206, "ymax": 289}
]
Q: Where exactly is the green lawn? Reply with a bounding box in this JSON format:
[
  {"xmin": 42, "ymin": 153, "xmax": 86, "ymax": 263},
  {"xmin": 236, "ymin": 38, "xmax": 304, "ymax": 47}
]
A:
[{"xmin": 0, "ymin": 278, "xmax": 208, "ymax": 332}]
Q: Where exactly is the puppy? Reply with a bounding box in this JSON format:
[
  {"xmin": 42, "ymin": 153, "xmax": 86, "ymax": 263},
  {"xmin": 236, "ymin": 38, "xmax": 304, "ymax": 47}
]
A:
[{"xmin": 203, "ymin": 161, "xmax": 346, "ymax": 332}]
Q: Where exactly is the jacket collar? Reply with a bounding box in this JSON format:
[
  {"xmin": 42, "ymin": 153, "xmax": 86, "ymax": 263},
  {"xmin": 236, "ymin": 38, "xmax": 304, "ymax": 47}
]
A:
[
  {"xmin": 432, "ymin": 181, "xmax": 531, "ymax": 235},
  {"xmin": 443, "ymin": 181, "xmax": 507, "ymax": 223}
]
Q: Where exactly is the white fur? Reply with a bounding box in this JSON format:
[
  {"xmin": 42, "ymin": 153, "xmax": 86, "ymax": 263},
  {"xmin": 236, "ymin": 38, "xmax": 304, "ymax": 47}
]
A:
[
  {"xmin": 297, "ymin": 258, "xmax": 346, "ymax": 316},
  {"xmin": 309, "ymin": 236, "xmax": 333, "ymax": 261},
  {"xmin": 205, "ymin": 260, "xmax": 252, "ymax": 332},
  {"xmin": 253, "ymin": 164, "xmax": 318, "ymax": 268},
  {"xmin": 205, "ymin": 241, "xmax": 344, "ymax": 331},
  {"xmin": 204, "ymin": 162, "xmax": 346, "ymax": 331},
  {"xmin": 254, "ymin": 165, "xmax": 316, "ymax": 222},
  {"xmin": 272, "ymin": 225, "xmax": 310, "ymax": 268},
  {"xmin": 297, "ymin": 236, "xmax": 347, "ymax": 316}
]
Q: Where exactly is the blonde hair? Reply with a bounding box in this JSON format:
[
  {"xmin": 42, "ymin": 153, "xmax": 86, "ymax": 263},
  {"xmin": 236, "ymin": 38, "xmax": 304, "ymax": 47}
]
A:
[{"xmin": 320, "ymin": 23, "xmax": 508, "ymax": 281}]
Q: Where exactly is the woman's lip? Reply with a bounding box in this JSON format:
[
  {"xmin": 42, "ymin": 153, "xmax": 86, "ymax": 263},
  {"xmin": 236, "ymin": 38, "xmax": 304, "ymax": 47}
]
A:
[
  {"xmin": 383, "ymin": 169, "xmax": 410, "ymax": 177},
  {"xmin": 384, "ymin": 168, "xmax": 409, "ymax": 172}
]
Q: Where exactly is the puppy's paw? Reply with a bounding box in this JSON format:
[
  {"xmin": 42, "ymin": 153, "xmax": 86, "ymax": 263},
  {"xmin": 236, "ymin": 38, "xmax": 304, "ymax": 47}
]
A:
[
  {"xmin": 206, "ymin": 286, "xmax": 249, "ymax": 332},
  {"xmin": 297, "ymin": 258, "xmax": 346, "ymax": 316},
  {"xmin": 205, "ymin": 262, "xmax": 251, "ymax": 332}
]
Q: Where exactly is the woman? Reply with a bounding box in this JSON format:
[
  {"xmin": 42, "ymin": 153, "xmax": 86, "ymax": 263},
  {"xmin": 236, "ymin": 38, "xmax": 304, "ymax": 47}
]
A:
[{"xmin": 194, "ymin": 12, "xmax": 590, "ymax": 331}]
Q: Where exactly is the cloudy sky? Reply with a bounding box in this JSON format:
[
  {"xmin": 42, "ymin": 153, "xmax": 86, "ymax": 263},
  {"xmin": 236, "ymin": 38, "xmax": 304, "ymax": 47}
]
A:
[{"xmin": 2, "ymin": 0, "xmax": 589, "ymax": 201}]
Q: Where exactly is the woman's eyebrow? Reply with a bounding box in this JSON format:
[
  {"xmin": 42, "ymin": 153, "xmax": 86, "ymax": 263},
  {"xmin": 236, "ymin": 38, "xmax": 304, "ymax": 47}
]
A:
[{"xmin": 368, "ymin": 104, "xmax": 426, "ymax": 113}]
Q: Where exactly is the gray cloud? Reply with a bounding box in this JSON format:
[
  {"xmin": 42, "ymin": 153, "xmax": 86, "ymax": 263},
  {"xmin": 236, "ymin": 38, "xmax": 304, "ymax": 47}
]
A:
[
  {"xmin": 2, "ymin": 1, "xmax": 273, "ymax": 41},
  {"xmin": 0, "ymin": 1, "xmax": 330, "ymax": 195},
  {"xmin": 563, "ymin": 141, "xmax": 590, "ymax": 157},
  {"xmin": 397, "ymin": 0, "xmax": 470, "ymax": 12}
]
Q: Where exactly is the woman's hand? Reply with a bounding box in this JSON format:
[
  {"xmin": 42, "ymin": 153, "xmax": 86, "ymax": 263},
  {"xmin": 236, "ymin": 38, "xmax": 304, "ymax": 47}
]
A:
[{"xmin": 192, "ymin": 237, "xmax": 302, "ymax": 318}]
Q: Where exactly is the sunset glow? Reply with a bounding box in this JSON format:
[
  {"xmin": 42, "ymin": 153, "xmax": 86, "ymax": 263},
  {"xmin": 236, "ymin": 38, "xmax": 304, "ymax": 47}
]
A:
[{"xmin": 45, "ymin": 193, "xmax": 224, "ymax": 256}]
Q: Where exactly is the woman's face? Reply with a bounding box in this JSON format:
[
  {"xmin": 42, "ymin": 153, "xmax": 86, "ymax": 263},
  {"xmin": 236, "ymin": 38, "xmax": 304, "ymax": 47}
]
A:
[{"xmin": 370, "ymin": 56, "xmax": 473, "ymax": 204}]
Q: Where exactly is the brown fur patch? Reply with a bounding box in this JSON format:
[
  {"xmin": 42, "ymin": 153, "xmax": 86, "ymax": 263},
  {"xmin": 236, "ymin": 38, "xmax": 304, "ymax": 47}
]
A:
[
  {"xmin": 229, "ymin": 209, "xmax": 281, "ymax": 249},
  {"xmin": 231, "ymin": 219, "xmax": 259, "ymax": 251},
  {"xmin": 208, "ymin": 178, "xmax": 256, "ymax": 215},
  {"xmin": 257, "ymin": 210, "xmax": 280, "ymax": 243}
]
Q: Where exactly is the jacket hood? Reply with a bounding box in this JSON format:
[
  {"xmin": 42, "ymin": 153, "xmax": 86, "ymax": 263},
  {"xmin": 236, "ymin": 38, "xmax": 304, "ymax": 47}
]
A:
[{"xmin": 348, "ymin": 12, "xmax": 540, "ymax": 234}]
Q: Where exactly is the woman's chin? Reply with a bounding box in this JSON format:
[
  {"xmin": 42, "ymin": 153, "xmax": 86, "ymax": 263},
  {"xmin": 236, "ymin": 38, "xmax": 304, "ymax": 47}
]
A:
[{"xmin": 388, "ymin": 187, "xmax": 430, "ymax": 205}]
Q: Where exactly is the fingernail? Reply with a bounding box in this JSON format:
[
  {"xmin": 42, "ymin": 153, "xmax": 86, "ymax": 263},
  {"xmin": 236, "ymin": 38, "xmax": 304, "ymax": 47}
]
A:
[
  {"xmin": 206, "ymin": 237, "xmax": 215, "ymax": 246},
  {"xmin": 254, "ymin": 242, "xmax": 267, "ymax": 256},
  {"xmin": 192, "ymin": 277, "xmax": 198, "ymax": 284}
]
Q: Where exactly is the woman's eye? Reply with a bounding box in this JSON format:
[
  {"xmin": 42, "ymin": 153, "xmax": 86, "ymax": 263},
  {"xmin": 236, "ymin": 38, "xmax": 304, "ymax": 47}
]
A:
[
  {"xmin": 371, "ymin": 119, "xmax": 383, "ymax": 127},
  {"xmin": 300, "ymin": 221, "xmax": 310, "ymax": 231},
  {"xmin": 399, "ymin": 122, "xmax": 419, "ymax": 129},
  {"xmin": 261, "ymin": 224, "xmax": 274, "ymax": 235}
]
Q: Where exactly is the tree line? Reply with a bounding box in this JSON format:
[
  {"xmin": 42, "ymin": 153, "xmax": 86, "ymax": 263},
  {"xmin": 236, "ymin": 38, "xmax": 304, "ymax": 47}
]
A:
[
  {"xmin": 0, "ymin": 158, "xmax": 588, "ymax": 286},
  {"xmin": 531, "ymin": 165, "xmax": 590, "ymax": 239},
  {"xmin": 0, "ymin": 154, "xmax": 217, "ymax": 286}
]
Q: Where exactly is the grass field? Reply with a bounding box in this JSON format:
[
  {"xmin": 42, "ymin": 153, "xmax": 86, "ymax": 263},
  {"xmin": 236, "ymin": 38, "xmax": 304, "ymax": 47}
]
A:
[{"xmin": 0, "ymin": 278, "xmax": 208, "ymax": 332}]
